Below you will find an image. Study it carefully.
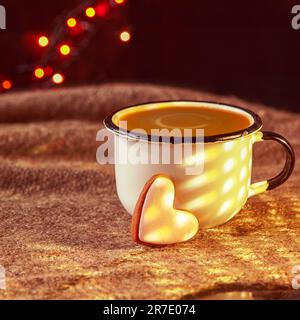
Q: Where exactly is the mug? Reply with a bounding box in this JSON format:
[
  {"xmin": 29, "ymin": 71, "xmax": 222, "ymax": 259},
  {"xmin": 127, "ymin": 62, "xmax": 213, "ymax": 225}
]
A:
[{"xmin": 104, "ymin": 101, "xmax": 295, "ymax": 229}]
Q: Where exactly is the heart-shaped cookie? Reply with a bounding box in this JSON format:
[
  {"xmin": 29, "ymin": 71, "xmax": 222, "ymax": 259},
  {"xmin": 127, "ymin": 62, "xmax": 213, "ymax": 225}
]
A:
[{"xmin": 132, "ymin": 174, "xmax": 199, "ymax": 246}]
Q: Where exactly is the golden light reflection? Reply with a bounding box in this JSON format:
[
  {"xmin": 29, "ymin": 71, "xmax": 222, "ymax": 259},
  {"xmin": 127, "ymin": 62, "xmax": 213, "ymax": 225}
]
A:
[
  {"xmin": 154, "ymin": 178, "xmax": 165, "ymax": 187},
  {"xmin": 224, "ymin": 159, "xmax": 235, "ymax": 173},
  {"xmin": 218, "ymin": 199, "xmax": 232, "ymax": 216},
  {"xmin": 223, "ymin": 141, "xmax": 234, "ymax": 151},
  {"xmin": 144, "ymin": 226, "xmax": 172, "ymax": 243},
  {"xmin": 240, "ymin": 147, "xmax": 247, "ymax": 160},
  {"xmin": 223, "ymin": 178, "xmax": 234, "ymax": 194},
  {"xmin": 231, "ymin": 247, "xmax": 258, "ymax": 261},
  {"xmin": 238, "ymin": 186, "xmax": 246, "ymax": 200},
  {"xmin": 248, "ymin": 180, "xmax": 268, "ymax": 197},
  {"xmin": 183, "ymin": 230, "xmax": 199, "ymax": 241},
  {"xmin": 248, "ymin": 158, "xmax": 252, "ymax": 171},
  {"xmin": 163, "ymin": 192, "xmax": 174, "ymax": 207},
  {"xmin": 185, "ymin": 191, "xmax": 217, "ymax": 210},
  {"xmin": 183, "ymin": 147, "xmax": 218, "ymax": 166},
  {"xmin": 239, "ymin": 167, "xmax": 247, "ymax": 181},
  {"xmin": 252, "ymin": 131, "xmax": 263, "ymax": 143},
  {"xmin": 183, "ymin": 169, "xmax": 219, "ymax": 190},
  {"xmin": 143, "ymin": 206, "xmax": 159, "ymax": 223},
  {"xmin": 183, "ymin": 152, "xmax": 204, "ymax": 166},
  {"xmin": 178, "ymin": 136, "xmax": 256, "ymax": 227},
  {"xmin": 175, "ymin": 213, "xmax": 189, "ymax": 226},
  {"xmin": 248, "ymin": 142, "xmax": 253, "ymax": 151}
]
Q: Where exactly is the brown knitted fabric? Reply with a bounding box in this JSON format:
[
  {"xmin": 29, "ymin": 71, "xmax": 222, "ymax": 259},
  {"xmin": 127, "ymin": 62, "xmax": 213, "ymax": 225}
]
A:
[{"xmin": 0, "ymin": 83, "xmax": 299, "ymax": 300}]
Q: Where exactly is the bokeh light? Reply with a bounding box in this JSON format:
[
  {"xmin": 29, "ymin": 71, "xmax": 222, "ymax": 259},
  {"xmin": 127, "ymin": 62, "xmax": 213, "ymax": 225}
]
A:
[
  {"xmin": 52, "ymin": 73, "xmax": 64, "ymax": 84},
  {"xmin": 34, "ymin": 67, "xmax": 45, "ymax": 79},
  {"xmin": 85, "ymin": 7, "xmax": 96, "ymax": 18},
  {"xmin": 2, "ymin": 80, "xmax": 12, "ymax": 90},
  {"xmin": 120, "ymin": 31, "xmax": 131, "ymax": 42},
  {"xmin": 67, "ymin": 17, "xmax": 77, "ymax": 28},
  {"xmin": 38, "ymin": 36, "xmax": 49, "ymax": 47},
  {"xmin": 96, "ymin": 3, "xmax": 109, "ymax": 17},
  {"xmin": 59, "ymin": 44, "xmax": 71, "ymax": 56}
]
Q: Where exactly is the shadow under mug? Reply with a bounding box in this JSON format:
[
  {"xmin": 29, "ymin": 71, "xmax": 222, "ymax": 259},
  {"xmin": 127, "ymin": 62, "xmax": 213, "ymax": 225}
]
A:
[{"xmin": 104, "ymin": 101, "xmax": 295, "ymax": 229}]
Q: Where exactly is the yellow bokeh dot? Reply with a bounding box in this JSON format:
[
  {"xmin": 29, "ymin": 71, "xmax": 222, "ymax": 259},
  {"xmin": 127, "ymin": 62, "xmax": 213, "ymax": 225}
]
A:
[
  {"xmin": 85, "ymin": 7, "xmax": 96, "ymax": 18},
  {"xmin": 34, "ymin": 68, "xmax": 45, "ymax": 79},
  {"xmin": 60, "ymin": 44, "xmax": 71, "ymax": 56},
  {"xmin": 67, "ymin": 17, "xmax": 77, "ymax": 28}
]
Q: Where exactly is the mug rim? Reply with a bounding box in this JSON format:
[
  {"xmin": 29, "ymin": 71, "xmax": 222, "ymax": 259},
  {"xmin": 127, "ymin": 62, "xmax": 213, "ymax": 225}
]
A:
[{"xmin": 103, "ymin": 100, "xmax": 263, "ymax": 143}]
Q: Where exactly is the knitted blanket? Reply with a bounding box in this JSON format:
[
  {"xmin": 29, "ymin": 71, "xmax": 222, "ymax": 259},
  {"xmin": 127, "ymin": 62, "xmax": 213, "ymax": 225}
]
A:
[{"xmin": 0, "ymin": 83, "xmax": 299, "ymax": 299}]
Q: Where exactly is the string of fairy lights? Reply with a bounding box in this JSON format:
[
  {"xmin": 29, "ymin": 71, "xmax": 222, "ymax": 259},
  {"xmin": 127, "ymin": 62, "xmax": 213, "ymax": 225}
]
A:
[{"xmin": 0, "ymin": 0, "xmax": 131, "ymax": 93}]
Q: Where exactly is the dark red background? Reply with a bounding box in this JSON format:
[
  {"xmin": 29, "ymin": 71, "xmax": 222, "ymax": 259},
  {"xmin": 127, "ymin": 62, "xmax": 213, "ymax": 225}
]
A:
[{"xmin": 1, "ymin": 0, "xmax": 300, "ymax": 112}]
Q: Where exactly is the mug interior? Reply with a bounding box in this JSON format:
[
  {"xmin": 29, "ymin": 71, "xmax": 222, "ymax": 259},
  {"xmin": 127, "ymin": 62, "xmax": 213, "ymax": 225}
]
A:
[{"xmin": 104, "ymin": 101, "xmax": 262, "ymax": 143}]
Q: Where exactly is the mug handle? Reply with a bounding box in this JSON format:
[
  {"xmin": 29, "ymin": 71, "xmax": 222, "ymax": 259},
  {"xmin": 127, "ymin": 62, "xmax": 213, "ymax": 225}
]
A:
[{"xmin": 249, "ymin": 131, "xmax": 295, "ymax": 197}]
